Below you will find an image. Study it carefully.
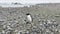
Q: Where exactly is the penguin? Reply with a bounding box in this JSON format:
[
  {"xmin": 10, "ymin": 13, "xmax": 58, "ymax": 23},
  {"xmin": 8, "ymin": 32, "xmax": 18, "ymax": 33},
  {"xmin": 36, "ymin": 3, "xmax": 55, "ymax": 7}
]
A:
[{"xmin": 26, "ymin": 13, "xmax": 33, "ymax": 22}]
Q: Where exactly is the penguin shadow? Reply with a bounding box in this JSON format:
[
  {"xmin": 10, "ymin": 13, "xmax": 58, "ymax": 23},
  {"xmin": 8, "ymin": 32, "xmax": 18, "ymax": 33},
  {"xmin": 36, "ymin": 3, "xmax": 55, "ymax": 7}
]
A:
[{"xmin": 24, "ymin": 20, "xmax": 31, "ymax": 24}]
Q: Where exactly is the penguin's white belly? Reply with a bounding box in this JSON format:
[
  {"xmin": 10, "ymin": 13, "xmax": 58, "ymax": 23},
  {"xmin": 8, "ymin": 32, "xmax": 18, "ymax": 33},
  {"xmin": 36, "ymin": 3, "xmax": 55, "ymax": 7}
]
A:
[{"xmin": 27, "ymin": 15, "xmax": 32, "ymax": 22}]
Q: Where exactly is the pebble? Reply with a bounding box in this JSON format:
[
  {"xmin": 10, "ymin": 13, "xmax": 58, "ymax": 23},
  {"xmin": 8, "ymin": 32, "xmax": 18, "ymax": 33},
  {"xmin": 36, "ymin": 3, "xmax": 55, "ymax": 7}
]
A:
[{"xmin": 1, "ymin": 30, "xmax": 5, "ymax": 34}]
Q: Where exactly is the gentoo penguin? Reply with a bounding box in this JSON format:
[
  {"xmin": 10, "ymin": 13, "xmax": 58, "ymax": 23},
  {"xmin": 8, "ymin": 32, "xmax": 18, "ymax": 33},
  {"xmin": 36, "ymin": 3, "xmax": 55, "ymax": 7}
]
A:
[{"xmin": 26, "ymin": 13, "xmax": 33, "ymax": 22}]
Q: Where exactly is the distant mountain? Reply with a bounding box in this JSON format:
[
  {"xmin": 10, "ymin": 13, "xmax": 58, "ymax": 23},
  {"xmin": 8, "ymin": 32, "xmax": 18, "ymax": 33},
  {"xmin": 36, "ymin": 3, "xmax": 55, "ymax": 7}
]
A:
[
  {"xmin": 12, "ymin": 2, "xmax": 22, "ymax": 5},
  {"xmin": 36, "ymin": 3, "xmax": 60, "ymax": 5}
]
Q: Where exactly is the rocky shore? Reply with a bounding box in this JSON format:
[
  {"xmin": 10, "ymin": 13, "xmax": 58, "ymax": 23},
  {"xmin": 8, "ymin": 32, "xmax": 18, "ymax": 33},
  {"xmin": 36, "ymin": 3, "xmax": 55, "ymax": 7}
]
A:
[{"xmin": 0, "ymin": 3, "xmax": 60, "ymax": 34}]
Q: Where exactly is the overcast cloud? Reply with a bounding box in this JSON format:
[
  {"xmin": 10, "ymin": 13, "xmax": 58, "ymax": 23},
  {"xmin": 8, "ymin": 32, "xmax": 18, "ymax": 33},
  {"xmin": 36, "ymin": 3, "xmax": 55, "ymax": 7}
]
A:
[{"xmin": 0, "ymin": 0, "xmax": 60, "ymax": 4}]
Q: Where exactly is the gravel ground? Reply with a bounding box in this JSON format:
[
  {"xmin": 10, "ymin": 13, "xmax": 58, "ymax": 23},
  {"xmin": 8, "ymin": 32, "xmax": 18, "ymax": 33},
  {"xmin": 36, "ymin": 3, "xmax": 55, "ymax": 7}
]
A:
[{"xmin": 0, "ymin": 4, "xmax": 60, "ymax": 34}]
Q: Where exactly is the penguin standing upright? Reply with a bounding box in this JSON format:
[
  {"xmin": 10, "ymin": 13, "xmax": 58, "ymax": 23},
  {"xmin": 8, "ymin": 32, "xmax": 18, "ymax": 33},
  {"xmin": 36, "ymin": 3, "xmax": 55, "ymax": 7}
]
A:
[{"xmin": 26, "ymin": 13, "xmax": 33, "ymax": 23}]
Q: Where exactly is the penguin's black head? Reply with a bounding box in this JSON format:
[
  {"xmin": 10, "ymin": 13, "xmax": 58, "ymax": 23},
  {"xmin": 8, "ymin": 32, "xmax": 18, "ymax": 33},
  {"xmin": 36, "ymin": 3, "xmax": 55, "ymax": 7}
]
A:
[{"xmin": 26, "ymin": 13, "xmax": 30, "ymax": 15}]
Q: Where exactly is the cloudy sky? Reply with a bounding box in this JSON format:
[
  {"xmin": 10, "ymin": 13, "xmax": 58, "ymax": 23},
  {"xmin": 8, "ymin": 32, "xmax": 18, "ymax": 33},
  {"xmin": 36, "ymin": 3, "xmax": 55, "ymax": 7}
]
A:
[{"xmin": 0, "ymin": 0, "xmax": 60, "ymax": 4}]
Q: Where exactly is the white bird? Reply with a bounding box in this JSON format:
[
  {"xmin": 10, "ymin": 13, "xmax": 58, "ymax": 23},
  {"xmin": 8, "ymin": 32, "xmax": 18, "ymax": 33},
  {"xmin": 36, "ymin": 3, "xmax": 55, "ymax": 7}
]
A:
[{"xmin": 26, "ymin": 13, "xmax": 33, "ymax": 22}]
